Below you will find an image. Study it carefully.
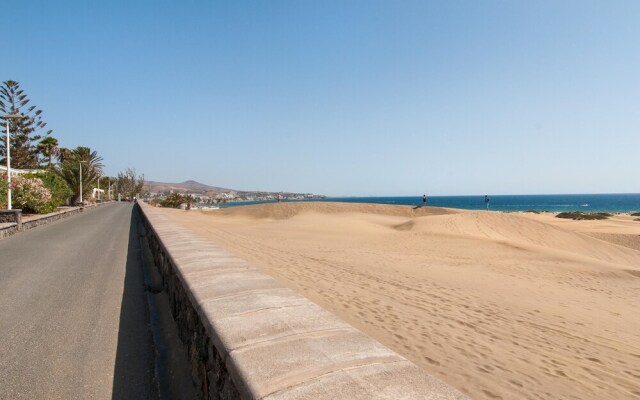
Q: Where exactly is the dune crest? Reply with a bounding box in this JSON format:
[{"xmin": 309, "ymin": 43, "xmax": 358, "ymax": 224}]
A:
[{"xmin": 217, "ymin": 201, "xmax": 458, "ymax": 220}]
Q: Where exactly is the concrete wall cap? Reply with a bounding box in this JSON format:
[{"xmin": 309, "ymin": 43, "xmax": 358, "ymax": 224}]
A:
[{"xmin": 211, "ymin": 302, "xmax": 352, "ymax": 352}]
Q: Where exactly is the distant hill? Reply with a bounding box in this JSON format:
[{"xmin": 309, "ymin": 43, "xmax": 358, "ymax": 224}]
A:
[
  {"xmin": 145, "ymin": 180, "xmax": 325, "ymax": 201},
  {"xmin": 145, "ymin": 180, "xmax": 233, "ymax": 194}
]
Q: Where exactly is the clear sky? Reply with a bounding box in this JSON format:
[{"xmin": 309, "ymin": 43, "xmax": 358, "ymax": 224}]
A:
[{"xmin": 4, "ymin": 1, "xmax": 639, "ymax": 196}]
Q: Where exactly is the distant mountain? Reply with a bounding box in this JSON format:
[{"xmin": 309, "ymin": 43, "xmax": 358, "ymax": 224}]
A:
[{"xmin": 145, "ymin": 180, "xmax": 233, "ymax": 194}]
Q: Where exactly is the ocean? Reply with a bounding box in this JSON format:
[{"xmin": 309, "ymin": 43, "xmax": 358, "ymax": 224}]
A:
[{"xmin": 224, "ymin": 193, "xmax": 640, "ymax": 213}]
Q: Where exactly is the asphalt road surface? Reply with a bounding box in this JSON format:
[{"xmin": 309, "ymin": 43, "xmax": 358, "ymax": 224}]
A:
[{"xmin": 0, "ymin": 203, "xmax": 157, "ymax": 400}]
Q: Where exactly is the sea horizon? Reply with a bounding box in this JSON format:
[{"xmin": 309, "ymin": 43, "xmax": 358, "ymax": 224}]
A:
[{"xmin": 222, "ymin": 193, "xmax": 640, "ymax": 213}]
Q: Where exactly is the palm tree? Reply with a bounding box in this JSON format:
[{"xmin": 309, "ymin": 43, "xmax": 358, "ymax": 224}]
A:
[
  {"xmin": 55, "ymin": 146, "xmax": 104, "ymax": 205},
  {"xmin": 37, "ymin": 136, "xmax": 59, "ymax": 168},
  {"xmin": 56, "ymin": 147, "xmax": 73, "ymax": 163}
]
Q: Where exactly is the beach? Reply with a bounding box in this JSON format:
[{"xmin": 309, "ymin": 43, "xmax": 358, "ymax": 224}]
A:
[{"xmin": 158, "ymin": 203, "xmax": 640, "ymax": 400}]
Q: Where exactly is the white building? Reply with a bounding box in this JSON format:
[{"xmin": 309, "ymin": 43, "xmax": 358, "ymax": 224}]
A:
[{"xmin": 0, "ymin": 165, "xmax": 45, "ymax": 177}]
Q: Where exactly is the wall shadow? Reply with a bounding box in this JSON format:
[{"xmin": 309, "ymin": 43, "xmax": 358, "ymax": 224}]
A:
[{"xmin": 111, "ymin": 207, "xmax": 158, "ymax": 400}]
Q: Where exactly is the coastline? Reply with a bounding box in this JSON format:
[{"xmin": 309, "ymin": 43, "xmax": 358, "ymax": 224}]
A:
[{"xmin": 217, "ymin": 193, "xmax": 640, "ymax": 213}]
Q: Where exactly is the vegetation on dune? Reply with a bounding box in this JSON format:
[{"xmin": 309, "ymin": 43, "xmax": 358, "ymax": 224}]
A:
[
  {"xmin": 159, "ymin": 193, "xmax": 193, "ymax": 209},
  {"xmin": 556, "ymin": 212, "xmax": 611, "ymax": 220}
]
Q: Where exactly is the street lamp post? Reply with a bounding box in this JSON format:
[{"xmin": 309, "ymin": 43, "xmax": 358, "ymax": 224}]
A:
[
  {"xmin": 78, "ymin": 161, "xmax": 87, "ymax": 206},
  {"xmin": 3, "ymin": 113, "xmax": 26, "ymax": 210}
]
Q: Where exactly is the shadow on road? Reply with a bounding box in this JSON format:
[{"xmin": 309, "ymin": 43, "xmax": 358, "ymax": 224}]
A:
[{"xmin": 111, "ymin": 207, "xmax": 158, "ymax": 400}]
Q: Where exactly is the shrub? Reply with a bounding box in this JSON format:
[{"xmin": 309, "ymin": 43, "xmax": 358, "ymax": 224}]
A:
[
  {"xmin": 10, "ymin": 175, "xmax": 54, "ymax": 214},
  {"xmin": 24, "ymin": 172, "xmax": 72, "ymax": 208},
  {"xmin": 556, "ymin": 212, "xmax": 610, "ymax": 220},
  {"xmin": 160, "ymin": 193, "xmax": 187, "ymax": 208},
  {"xmin": 0, "ymin": 175, "xmax": 7, "ymax": 209}
]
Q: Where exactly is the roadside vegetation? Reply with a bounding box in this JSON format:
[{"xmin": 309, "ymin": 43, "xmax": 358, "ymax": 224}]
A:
[
  {"xmin": 159, "ymin": 193, "xmax": 194, "ymax": 209},
  {"xmin": 1, "ymin": 79, "xmax": 145, "ymax": 213},
  {"xmin": 115, "ymin": 168, "xmax": 145, "ymax": 200}
]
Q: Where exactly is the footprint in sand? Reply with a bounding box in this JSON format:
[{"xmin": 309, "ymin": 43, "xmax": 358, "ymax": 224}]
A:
[
  {"xmin": 481, "ymin": 389, "xmax": 503, "ymax": 399},
  {"xmin": 424, "ymin": 356, "xmax": 440, "ymax": 366}
]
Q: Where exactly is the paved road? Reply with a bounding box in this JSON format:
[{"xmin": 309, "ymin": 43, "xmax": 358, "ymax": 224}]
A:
[{"xmin": 0, "ymin": 203, "xmax": 157, "ymax": 400}]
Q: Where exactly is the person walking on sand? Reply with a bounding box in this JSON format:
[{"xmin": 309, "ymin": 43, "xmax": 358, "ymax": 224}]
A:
[
  {"xmin": 484, "ymin": 195, "xmax": 490, "ymax": 210},
  {"xmin": 422, "ymin": 194, "xmax": 427, "ymax": 207}
]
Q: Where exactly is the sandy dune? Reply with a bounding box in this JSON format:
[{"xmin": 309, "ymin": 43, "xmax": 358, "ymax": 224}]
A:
[{"xmin": 158, "ymin": 203, "xmax": 640, "ymax": 400}]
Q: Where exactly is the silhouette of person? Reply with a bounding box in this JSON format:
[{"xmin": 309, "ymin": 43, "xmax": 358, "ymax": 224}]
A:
[
  {"xmin": 423, "ymin": 194, "xmax": 427, "ymax": 207},
  {"xmin": 484, "ymin": 195, "xmax": 490, "ymax": 210}
]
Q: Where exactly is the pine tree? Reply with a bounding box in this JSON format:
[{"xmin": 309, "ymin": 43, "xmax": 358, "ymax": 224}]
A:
[{"xmin": 0, "ymin": 80, "xmax": 52, "ymax": 169}]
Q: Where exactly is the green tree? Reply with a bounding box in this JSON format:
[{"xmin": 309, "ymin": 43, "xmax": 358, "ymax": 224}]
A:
[
  {"xmin": 57, "ymin": 147, "xmax": 73, "ymax": 163},
  {"xmin": 37, "ymin": 136, "xmax": 59, "ymax": 168},
  {"xmin": 55, "ymin": 146, "xmax": 104, "ymax": 205},
  {"xmin": 184, "ymin": 194, "xmax": 194, "ymax": 210},
  {"xmin": 160, "ymin": 193, "xmax": 185, "ymax": 208},
  {"xmin": 0, "ymin": 80, "xmax": 52, "ymax": 168},
  {"xmin": 97, "ymin": 176, "xmax": 114, "ymax": 200},
  {"xmin": 116, "ymin": 167, "xmax": 145, "ymax": 199}
]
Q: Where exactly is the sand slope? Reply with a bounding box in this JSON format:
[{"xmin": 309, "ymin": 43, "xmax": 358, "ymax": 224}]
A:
[{"xmin": 160, "ymin": 203, "xmax": 640, "ymax": 400}]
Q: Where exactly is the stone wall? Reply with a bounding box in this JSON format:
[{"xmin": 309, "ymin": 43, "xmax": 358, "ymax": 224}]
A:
[
  {"xmin": 23, "ymin": 207, "xmax": 83, "ymax": 231},
  {"xmin": 140, "ymin": 207, "xmax": 242, "ymax": 400},
  {"xmin": 0, "ymin": 223, "xmax": 20, "ymax": 239},
  {"xmin": 0, "ymin": 210, "xmax": 22, "ymax": 227},
  {"xmin": 137, "ymin": 201, "xmax": 469, "ymax": 400}
]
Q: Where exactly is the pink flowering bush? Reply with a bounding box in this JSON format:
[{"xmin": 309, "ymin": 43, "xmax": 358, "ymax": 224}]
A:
[
  {"xmin": 7, "ymin": 175, "xmax": 54, "ymax": 214},
  {"xmin": 0, "ymin": 175, "xmax": 7, "ymax": 209}
]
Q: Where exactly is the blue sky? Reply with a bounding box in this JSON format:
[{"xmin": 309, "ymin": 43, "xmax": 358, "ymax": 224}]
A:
[{"xmin": 4, "ymin": 1, "xmax": 639, "ymax": 196}]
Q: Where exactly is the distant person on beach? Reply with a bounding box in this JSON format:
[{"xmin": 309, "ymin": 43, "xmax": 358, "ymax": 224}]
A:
[
  {"xmin": 423, "ymin": 194, "xmax": 427, "ymax": 207},
  {"xmin": 485, "ymin": 195, "xmax": 490, "ymax": 210}
]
